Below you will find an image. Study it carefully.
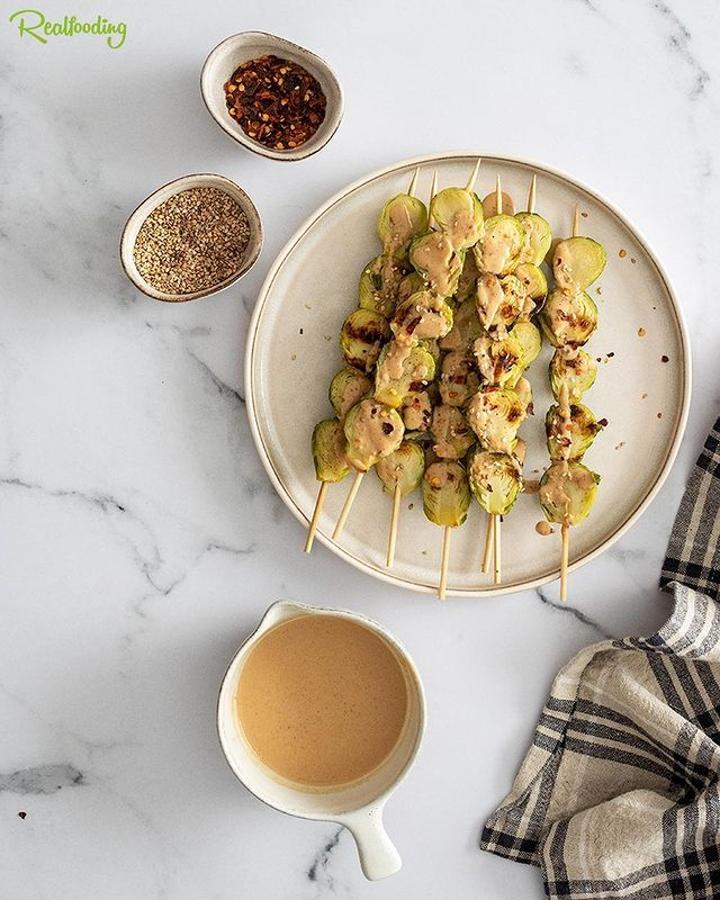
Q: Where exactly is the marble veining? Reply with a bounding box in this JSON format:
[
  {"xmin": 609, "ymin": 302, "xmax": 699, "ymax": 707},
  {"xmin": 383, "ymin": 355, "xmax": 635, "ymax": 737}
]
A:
[{"xmin": 2, "ymin": 0, "xmax": 719, "ymax": 897}]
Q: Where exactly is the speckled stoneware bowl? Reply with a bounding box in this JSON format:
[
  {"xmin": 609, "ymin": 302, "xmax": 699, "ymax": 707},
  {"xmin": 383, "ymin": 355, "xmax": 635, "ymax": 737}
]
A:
[
  {"xmin": 200, "ymin": 31, "xmax": 343, "ymax": 161},
  {"xmin": 120, "ymin": 173, "xmax": 263, "ymax": 303}
]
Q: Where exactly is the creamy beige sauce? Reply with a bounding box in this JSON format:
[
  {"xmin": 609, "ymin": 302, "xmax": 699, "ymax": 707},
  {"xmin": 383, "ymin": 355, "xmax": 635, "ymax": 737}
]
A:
[
  {"xmin": 402, "ymin": 391, "xmax": 432, "ymax": 431},
  {"xmin": 411, "ymin": 233, "xmax": 459, "ymax": 296},
  {"xmin": 476, "ymin": 273, "xmax": 505, "ymax": 330},
  {"xmin": 235, "ymin": 614, "xmax": 409, "ymax": 790},
  {"xmin": 394, "ymin": 293, "xmax": 450, "ymax": 343},
  {"xmin": 478, "ymin": 222, "xmax": 520, "ymax": 274},
  {"xmin": 431, "ymin": 405, "xmax": 472, "ymax": 460},
  {"xmin": 345, "ymin": 399, "xmax": 403, "ymax": 470}
]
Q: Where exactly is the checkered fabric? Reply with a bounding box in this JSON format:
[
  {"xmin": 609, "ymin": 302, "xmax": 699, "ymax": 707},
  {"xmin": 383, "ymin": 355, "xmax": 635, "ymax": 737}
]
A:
[{"xmin": 481, "ymin": 419, "xmax": 720, "ymax": 899}]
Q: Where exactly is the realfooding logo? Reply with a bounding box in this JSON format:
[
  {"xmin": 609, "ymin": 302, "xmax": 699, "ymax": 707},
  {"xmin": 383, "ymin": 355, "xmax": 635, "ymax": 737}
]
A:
[{"xmin": 9, "ymin": 9, "xmax": 127, "ymax": 49}]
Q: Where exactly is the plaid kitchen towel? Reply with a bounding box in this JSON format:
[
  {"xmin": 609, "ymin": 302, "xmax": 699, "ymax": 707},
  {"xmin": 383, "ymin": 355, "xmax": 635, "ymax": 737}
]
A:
[{"xmin": 481, "ymin": 417, "xmax": 720, "ymax": 899}]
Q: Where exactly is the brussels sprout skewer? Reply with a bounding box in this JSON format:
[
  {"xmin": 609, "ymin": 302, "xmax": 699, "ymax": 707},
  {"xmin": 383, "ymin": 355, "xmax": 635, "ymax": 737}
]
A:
[{"xmin": 305, "ymin": 419, "xmax": 351, "ymax": 553}]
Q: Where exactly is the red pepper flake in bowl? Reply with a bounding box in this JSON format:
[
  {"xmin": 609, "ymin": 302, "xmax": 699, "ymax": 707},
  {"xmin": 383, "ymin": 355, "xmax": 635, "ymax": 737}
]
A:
[{"xmin": 224, "ymin": 54, "xmax": 326, "ymax": 151}]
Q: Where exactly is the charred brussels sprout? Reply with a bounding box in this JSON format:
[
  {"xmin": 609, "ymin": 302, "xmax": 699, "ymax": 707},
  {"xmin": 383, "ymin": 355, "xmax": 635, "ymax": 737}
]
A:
[
  {"xmin": 475, "ymin": 273, "xmax": 528, "ymax": 335},
  {"xmin": 377, "ymin": 194, "xmax": 428, "ymax": 257},
  {"xmin": 516, "ymin": 213, "xmax": 552, "ymax": 265},
  {"xmin": 401, "ymin": 390, "xmax": 433, "ymax": 432},
  {"xmin": 513, "ymin": 376, "xmax": 533, "ymax": 414},
  {"xmin": 467, "ymin": 387, "xmax": 526, "ymax": 453},
  {"xmin": 540, "ymin": 289, "xmax": 598, "ymax": 348},
  {"xmin": 439, "ymin": 350, "xmax": 479, "ymax": 407},
  {"xmin": 474, "ymin": 214, "xmax": 524, "ymax": 275},
  {"xmin": 514, "ymin": 262, "xmax": 548, "ymax": 310},
  {"xmin": 539, "ymin": 462, "xmax": 600, "ymax": 526},
  {"xmin": 439, "ymin": 297, "xmax": 483, "ymax": 351},
  {"xmin": 430, "ymin": 187, "xmax": 484, "ymax": 251},
  {"xmin": 376, "ymin": 441, "xmax": 425, "ymax": 496},
  {"xmin": 422, "ymin": 460, "xmax": 471, "ymax": 527},
  {"xmin": 397, "ymin": 271, "xmax": 426, "ymax": 304},
  {"xmin": 391, "ymin": 291, "xmax": 454, "ymax": 343},
  {"xmin": 409, "ymin": 232, "xmax": 464, "ymax": 297},
  {"xmin": 473, "ymin": 332, "xmax": 524, "ymax": 388},
  {"xmin": 311, "ymin": 419, "xmax": 350, "ymax": 483},
  {"xmin": 358, "ymin": 255, "xmax": 408, "ymax": 318},
  {"xmin": 374, "ymin": 342, "xmax": 436, "ymax": 408},
  {"xmin": 546, "ymin": 403, "xmax": 605, "ymax": 461},
  {"xmin": 340, "ymin": 308, "xmax": 390, "ymax": 372},
  {"xmin": 329, "ymin": 366, "xmax": 371, "ymax": 420},
  {"xmin": 431, "ymin": 405, "xmax": 475, "ymax": 460},
  {"xmin": 550, "ymin": 347, "xmax": 597, "ymax": 404},
  {"xmin": 468, "ymin": 450, "xmax": 523, "ymax": 515},
  {"xmin": 343, "ymin": 399, "xmax": 404, "ymax": 472},
  {"xmin": 553, "ymin": 237, "xmax": 607, "ymax": 292},
  {"xmin": 511, "ymin": 321, "xmax": 543, "ymax": 370}
]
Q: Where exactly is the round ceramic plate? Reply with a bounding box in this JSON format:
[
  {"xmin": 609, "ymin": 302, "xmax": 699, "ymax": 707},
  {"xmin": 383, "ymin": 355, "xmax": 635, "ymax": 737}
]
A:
[{"xmin": 245, "ymin": 153, "xmax": 691, "ymax": 596}]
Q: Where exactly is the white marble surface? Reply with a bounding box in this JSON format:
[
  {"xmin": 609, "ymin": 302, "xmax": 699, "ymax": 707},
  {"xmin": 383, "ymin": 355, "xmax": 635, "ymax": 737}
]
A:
[{"xmin": 1, "ymin": 1, "xmax": 719, "ymax": 897}]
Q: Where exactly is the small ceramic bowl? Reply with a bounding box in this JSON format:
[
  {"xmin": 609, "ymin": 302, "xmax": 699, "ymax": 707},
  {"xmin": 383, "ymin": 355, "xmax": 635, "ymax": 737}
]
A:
[
  {"xmin": 200, "ymin": 31, "xmax": 343, "ymax": 161},
  {"xmin": 119, "ymin": 173, "xmax": 263, "ymax": 303}
]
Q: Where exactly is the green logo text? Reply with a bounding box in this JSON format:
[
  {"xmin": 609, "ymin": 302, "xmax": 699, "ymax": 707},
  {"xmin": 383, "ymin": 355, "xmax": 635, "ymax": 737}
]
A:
[{"xmin": 9, "ymin": 9, "xmax": 127, "ymax": 49}]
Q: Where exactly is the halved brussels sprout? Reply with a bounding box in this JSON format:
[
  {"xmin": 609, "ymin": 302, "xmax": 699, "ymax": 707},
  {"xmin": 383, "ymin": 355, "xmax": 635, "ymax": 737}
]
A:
[
  {"xmin": 468, "ymin": 450, "xmax": 523, "ymax": 515},
  {"xmin": 439, "ymin": 350, "xmax": 480, "ymax": 407},
  {"xmin": 431, "ymin": 404, "xmax": 475, "ymax": 460},
  {"xmin": 401, "ymin": 390, "xmax": 433, "ymax": 432},
  {"xmin": 540, "ymin": 289, "xmax": 598, "ymax": 348},
  {"xmin": 409, "ymin": 232, "xmax": 464, "ymax": 297},
  {"xmin": 475, "ymin": 273, "xmax": 527, "ymax": 335},
  {"xmin": 473, "ymin": 332, "xmax": 524, "ymax": 388},
  {"xmin": 511, "ymin": 321, "xmax": 543, "ymax": 370},
  {"xmin": 430, "ymin": 188, "xmax": 484, "ymax": 251},
  {"xmin": 376, "ymin": 441, "xmax": 425, "ymax": 497},
  {"xmin": 455, "ymin": 251, "xmax": 479, "ymax": 303},
  {"xmin": 391, "ymin": 291, "xmax": 454, "ymax": 343},
  {"xmin": 473, "ymin": 214, "xmax": 524, "ymax": 275},
  {"xmin": 419, "ymin": 338, "xmax": 441, "ymax": 365},
  {"xmin": 481, "ymin": 190, "xmax": 515, "ymax": 218},
  {"xmin": 374, "ymin": 342, "xmax": 436, "ymax": 408},
  {"xmin": 467, "ymin": 386, "xmax": 526, "ymax": 454},
  {"xmin": 312, "ymin": 419, "xmax": 350, "ymax": 483},
  {"xmin": 553, "ymin": 237, "xmax": 607, "ymax": 292},
  {"xmin": 546, "ymin": 403, "xmax": 605, "ymax": 461},
  {"xmin": 397, "ymin": 271, "xmax": 426, "ymax": 304},
  {"xmin": 550, "ymin": 347, "xmax": 597, "ymax": 404},
  {"xmin": 343, "ymin": 399, "xmax": 404, "ymax": 472},
  {"xmin": 539, "ymin": 461, "xmax": 601, "ymax": 526},
  {"xmin": 514, "ymin": 262, "xmax": 548, "ymax": 310},
  {"xmin": 358, "ymin": 255, "xmax": 408, "ymax": 318},
  {"xmin": 513, "ymin": 376, "xmax": 533, "ymax": 414},
  {"xmin": 329, "ymin": 366, "xmax": 371, "ymax": 420},
  {"xmin": 516, "ymin": 213, "xmax": 552, "ymax": 265},
  {"xmin": 340, "ymin": 308, "xmax": 390, "ymax": 372},
  {"xmin": 439, "ymin": 297, "xmax": 483, "ymax": 351},
  {"xmin": 423, "ymin": 460, "xmax": 471, "ymax": 528},
  {"xmin": 377, "ymin": 194, "xmax": 428, "ymax": 257}
]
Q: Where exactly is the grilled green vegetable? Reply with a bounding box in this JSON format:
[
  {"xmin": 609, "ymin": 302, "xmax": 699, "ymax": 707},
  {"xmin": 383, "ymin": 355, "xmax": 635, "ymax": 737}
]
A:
[
  {"xmin": 455, "ymin": 252, "xmax": 479, "ymax": 304},
  {"xmin": 473, "ymin": 332, "xmax": 524, "ymax": 388},
  {"xmin": 546, "ymin": 403, "xmax": 605, "ymax": 461},
  {"xmin": 468, "ymin": 450, "xmax": 523, "ymax": 515},
  {"xmin": 511, "ymin": 320, "xmax": 543, "ymax": 370},
  {"xmin": 401, "ymin": 390, "xmax": 433, "ymax": 432},
  {"xmin": 329, "ymin": 366, "xmax": 372, "ymax": 420},
  {"xmin": 439, "ymin": 350, "xmax": 479, "ymax": 407},
  {"xmin": 475, "ymin": 273, "xmax": 529, "ymax": 335},
  {"xmin": 431, "ymin": 405, "xmax": 475, "ymax": 460},
  {"xmin": 430, "ymin": 187, "xmax": 484, "ymax": 251},
  {"xmin": 376, "ymin": 441, "xmax": 425, "ymax": 496},
  {"xmin": 474, "ymin": 214, "xmax": 524, "ymax": 275},
  {"xmin": 514, "ymin": 262, "xmax": 548, "ymax": 307},
  {"xmin": 377, "ymin": 194, "xmax": 428, "ymax": 257},
  {"xmin": 358, "ymin": 255, "xmax": 408, "ymax": 318},
  {"xmin": 423, "ymin": 460, "xmax": 471, "ymax": 527},
  {"xmin": 467, "ymin": 387, "xmax": 526, "ymax": 454},
  {"xmin": 539, "ymin": 462, "xmax": 600, "ymax": 525},
  {"xmin": 343, "ymin": 399, "xmax": 404, "ymax": 472},
  {"xmin": 340, "ymin": 308, "xmax": 390, "ymax": 372},
  {"xmin": 513, "ymin": 376, "xmax": 533, "ymax": 414},
  {"xmin": 439, "ymin": 297, "xmax": 483, "ymax": 351},
  {"xmin": 550, "ymin": 347, "xmax": 597, "ymax": 404},
  {"xmin": 409, "ymin": 232, "xmax": 464, "ymax": 297},
  {"xmin": 374, "ymin": 342, "xmax": 436, "ymax": 408},
  {"xmin": 553, "ymin": 237, "xmax": 606, "ymax": 292},
  {"xmin": 391, "ymin": 291, "xmax": 454, "ymax": 342},
  {"xmin": 397, "ymin": 271, "xmax": 426, "ymax": 304},
  {"xmin": 312, "ymin": 419, "xmax": 350, "ymax": 483},
  {"xmin": 516, "ymin": 212, "xmax": 552, "ymax": 265},
  {"xmin": 540, "ymin": 289, "xmax": 598, "ymax": 348}
]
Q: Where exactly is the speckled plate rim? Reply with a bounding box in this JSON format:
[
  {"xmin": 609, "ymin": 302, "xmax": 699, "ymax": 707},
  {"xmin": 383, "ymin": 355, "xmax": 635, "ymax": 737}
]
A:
[{"xmin": 244, "ymin": 151, "xmax": 692, "ymax": 597}]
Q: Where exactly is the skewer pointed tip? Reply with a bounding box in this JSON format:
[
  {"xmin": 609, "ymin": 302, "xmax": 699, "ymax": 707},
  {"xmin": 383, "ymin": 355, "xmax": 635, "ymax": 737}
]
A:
[
  {"xmin": 495, "ymin": 174, "xmax": 502, "ymax": 216},
  {"xmin": 465, "ymin": 157, "xmax": 482, "ymax": 192},
  {"xmin": 572, "ymin": 204, "xmax": 580, "ymax": 238},
  {"xmin": 427, "ymin": 170, "xmax": 439, "ymax": 228},
  {"xmin": 407, "ymin": 166, "xmax": 420, "ymax": 198},
  {"xmin": 527, "ymin": 174, "xmax": 537, "ymax": 215}
]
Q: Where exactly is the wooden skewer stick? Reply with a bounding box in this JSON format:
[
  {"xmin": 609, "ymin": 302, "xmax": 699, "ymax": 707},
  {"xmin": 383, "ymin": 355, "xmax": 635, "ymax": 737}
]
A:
[
  {"xmin": 332, "ymin": 470, "xmax": 364, "ymax": 540},
  {"xmin": 427, "ymin": 170, "xmax": 438, "ymax": 227},
  {"xmin": 304, "ymin": 481, "xmax": 329, "ymax": 553},
  {"xmin": 527, "ymin": 173, "xmax": 536, "ymax": 215},
  {"xmin": 386, "ymin": 484, "xmax": 402, "ymax": 568},
  {"xmin": 573, "ymin": 203, "xmax": 581, "ymax": 238},
  {"xmin": 439, "ymin": 526, "xmax": 452, "ymax": 600},
  {"xmin": 493, "ymin": 514, "xmax": 502, "ymax": 585},
  {"xmin": 496, "ymin": 174, "xmax": 503, "ymax": 215},
  {"xmin": 482, "ymin": 513, "xmax": 494, "ymax": 574},
  {"xmin": 465, "ymin": 158, "xmax": 482, "ymax": 192},
  {"xmin": 407, "ymin": 166, "xmax": 420, "ymax": 198}
]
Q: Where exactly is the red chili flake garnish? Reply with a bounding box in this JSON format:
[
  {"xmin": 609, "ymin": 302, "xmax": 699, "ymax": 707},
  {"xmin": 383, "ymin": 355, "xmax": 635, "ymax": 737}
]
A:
[
  {"xmin": 18, "ymin": 811, "xmax": 27, "ymax": 820},
  {"xmin": 598, "ymin": 418, "xmax": 609, "ymax": 427},
  {"xmin": 661, "ymin": 355, "xmax": 670, "ymax": 363},
  {"xmin": 382, "ymin": 422, "xmax": 394, "ymax": 435},
  {"xmin": 224, "ymin": 54, "xmax": 327, "ymax": 151}
]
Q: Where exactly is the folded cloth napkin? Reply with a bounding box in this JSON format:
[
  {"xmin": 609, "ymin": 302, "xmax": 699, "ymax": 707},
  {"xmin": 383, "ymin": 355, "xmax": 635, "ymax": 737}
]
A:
[{"xmin": 481, "ymin": 417, "xmax": 720, "ymax": 900}]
